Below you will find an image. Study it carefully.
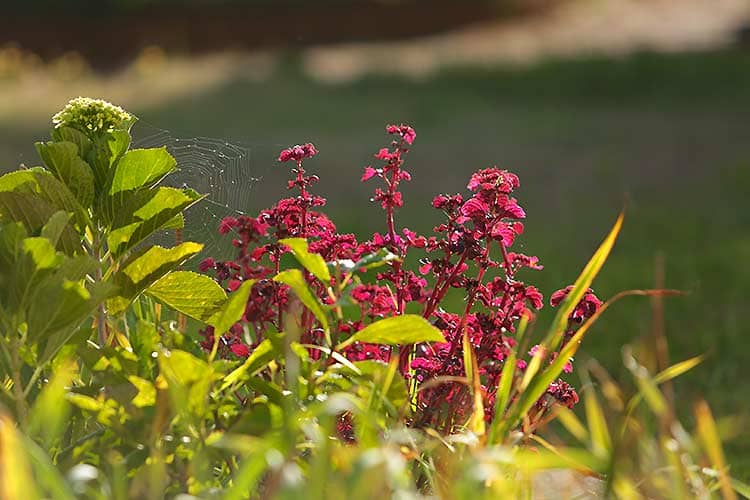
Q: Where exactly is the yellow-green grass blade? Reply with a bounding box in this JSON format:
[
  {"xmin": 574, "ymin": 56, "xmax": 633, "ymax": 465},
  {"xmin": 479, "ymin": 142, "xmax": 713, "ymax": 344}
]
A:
[
  {"xmin": 695, "ymin": 400, "xmax": 737, "ymax": 500},
  {"xmin": 541, "ymin": 212, "xmax": 623, "ymax": 353}
]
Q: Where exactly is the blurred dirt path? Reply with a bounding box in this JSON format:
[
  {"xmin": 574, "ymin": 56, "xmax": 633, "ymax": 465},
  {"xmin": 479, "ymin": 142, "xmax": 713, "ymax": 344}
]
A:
[
  {"xmin": 303, "ymin": 0, "xmax": 750, "ymax": 82},
  {"xmin": 1, "ymin": 0, "xmax": 748, "ymax": 124}
]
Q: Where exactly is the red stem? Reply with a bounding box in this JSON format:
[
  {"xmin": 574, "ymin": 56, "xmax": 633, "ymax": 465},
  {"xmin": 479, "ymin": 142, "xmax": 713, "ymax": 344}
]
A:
[{"xmin": 423, "ymin": 251, "xmax": 468, "ymax": 319}]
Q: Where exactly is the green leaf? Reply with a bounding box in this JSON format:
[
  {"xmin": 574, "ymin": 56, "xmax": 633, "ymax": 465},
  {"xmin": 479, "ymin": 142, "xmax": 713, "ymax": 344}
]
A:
[
  {"xmin": 583, "ymin": 382, "xmax": 612, "ymax": 456},
  {"xmin": 329, "ymin": 248, "xmax": 400, "ymax": 274},
  {"xmin": 35, "ymin": 141, "xmax": 95, "ymax": 207},
  {"xmin": 106, "ymin": 187, "xmax": 202, "ymax": 256},
  {"xmin": 337, "ymin": 314, "xmax": 446, "ymax": 349},
  {"xmin": 695, "ymin": 400, "xmax": 737, "ymax": 500},
  {"xmin": 109, "ymin": 242, "xmax": 204, "ymax": 314},
  {"xmin": 501, "ymin": 213, "xmax": 624, "ymax": 435},
  {"xmin": 273, "ymin": 268, "xmax": 329, "ymax": 332},
  {"xmin": 653, "ymin": 354, "xmax": 705, "ymax": 385},
  {"xmin": 0, "ymin": 169, "xmax": 88, "ymax": 237},
  {"xmin": 109, "ymin": 147, "xmax": 176, "ymax": 196},
  {"xmin": 542, "ymin": 212, "xmax": 624, "ymax": 353},
  {"xmin": 127, "ymin": 375, "xmax": 156, "ymax": 408},
  {"xmin": 23, "ymin": 434, "xmax": 77, "ymax": 500},
  {"xmin": 487, "ymin": 350, "xmax": 516, "ymax": 444},
  {"xmin": 208, "ymin": 279, "xmax": 255, "ymax": 335},
  {"xmin": 0, "ymin": 412, "xmax": 40, "ymax": 500},
  {"xmin": 66, "ymin": 393, "xmax": 103, "ymax": 412},
  {"xmin": 40, "ymin": 211, "xmax": 72, "ymax": 247},
  {"xmin": 731, "ymin": 478, "xmax": 750, "ymax": 499},
  {"xmin": 28, "ymin": 359, "xmax": 75, "ymax": 447},
  {"xmin": 51, "ymin": 126, "xmax": 92, "ymax": 158},
  {"xmin": 146, "ymin": 270, "xmax": 227, "ymax": 322},
  {"xmin": 159, "ymin": 349, "xmax": 216, "ymax": 417},
  {"xmin": 28, "ymin": 279, "xmax": 108, "ymax": 349},
  {"xmin": 87, "ymin": 129, "xmax": 131, "ymax": 192},
  {"xmin": 121, "ymin": 242, "xmax": 203, "ymax": 285},
  {"xmin": 23, "ymin": 237, "xmax": 62, "ymax": 271},
  {"xmin": 279, "ymin": 237, "xmax": 331, "ymax": 283},
  {"xmin": 463, "ymin": 329, "xmax": 485, "ymax": 436},
  {"xmin": 220, "ymin": 339, "xmax": 275, "ymax": 391}
]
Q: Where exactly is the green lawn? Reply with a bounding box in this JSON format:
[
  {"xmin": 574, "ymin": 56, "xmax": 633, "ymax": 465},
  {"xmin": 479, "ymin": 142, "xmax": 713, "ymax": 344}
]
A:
[{"xmin": 2, "ymin": 49, "xmax": 749, "ymax": 476}]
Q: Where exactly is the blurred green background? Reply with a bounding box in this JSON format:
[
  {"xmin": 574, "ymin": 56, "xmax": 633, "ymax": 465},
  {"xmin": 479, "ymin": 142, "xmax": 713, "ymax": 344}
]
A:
[{"xmin": 1, "ymin": 0, "xmax": 749, "ymax": 476}]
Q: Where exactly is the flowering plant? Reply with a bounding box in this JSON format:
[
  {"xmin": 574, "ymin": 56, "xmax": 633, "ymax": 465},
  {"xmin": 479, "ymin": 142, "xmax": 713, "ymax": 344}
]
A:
[
  {"xmin": 199, "ymin": 124, "xmax": 602, "ymax": 435},
  {"xmin": 1, "ymin": 100, "xmax": 741, "ymax": 499}
]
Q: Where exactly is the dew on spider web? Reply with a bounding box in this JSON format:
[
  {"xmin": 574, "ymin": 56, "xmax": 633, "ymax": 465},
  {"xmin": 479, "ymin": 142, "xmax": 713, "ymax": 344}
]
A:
[{"xmin": 131, "ymin": 120, "xmax": 265, "ymax": 261}]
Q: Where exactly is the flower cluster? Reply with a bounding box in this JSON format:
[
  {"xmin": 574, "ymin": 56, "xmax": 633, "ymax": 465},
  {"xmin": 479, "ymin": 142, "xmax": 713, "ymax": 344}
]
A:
[
  {"xmin": 52, "ymin": 96, "xmax": 134, "ymax": 135},
  {"xmin": 199, "ymin": 124, "xmax": 600, "ymax": 434}
]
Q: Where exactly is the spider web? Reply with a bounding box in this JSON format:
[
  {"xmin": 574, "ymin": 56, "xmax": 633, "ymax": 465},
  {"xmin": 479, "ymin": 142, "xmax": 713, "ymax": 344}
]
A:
[{"xmin": 131, "ymin": 121, "xmax": 265, "ymax": 261}]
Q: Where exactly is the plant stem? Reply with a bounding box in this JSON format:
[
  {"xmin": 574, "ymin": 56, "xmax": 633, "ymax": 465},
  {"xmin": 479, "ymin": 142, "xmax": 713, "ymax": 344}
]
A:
[
  {"xmin": 11, "ymin": 336, "xmax": 27, "ymax": 428},
  {"xmin": 93, "ymin": 231, "xmax": 108, "ymax": 346}
]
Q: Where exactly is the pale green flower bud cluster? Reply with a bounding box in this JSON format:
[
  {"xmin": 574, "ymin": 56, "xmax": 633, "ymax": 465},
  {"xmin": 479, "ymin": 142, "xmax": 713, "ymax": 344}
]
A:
[{"xmin": 52, "ymin": 97, "xmax": 135, "ymax": 135}]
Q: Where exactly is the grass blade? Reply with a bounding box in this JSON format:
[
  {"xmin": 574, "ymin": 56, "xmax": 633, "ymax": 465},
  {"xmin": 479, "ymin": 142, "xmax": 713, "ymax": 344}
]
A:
[
  {"xmin": 695, "ymin": 400, "xmax": 737, "ymax": 500},
  {"xmin": 541, "ymin": 212, "xmax": 623, "ymax": 353}
]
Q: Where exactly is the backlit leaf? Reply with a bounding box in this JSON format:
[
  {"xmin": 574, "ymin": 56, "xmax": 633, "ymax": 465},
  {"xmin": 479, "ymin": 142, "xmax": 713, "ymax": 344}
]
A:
[
  {"xmin": 146, "ymin": 270, "xmax": 227, "ymax": 322},
  {"xmin": 337, "ymin": 314, "xmax": 445, "ymax": 349}
]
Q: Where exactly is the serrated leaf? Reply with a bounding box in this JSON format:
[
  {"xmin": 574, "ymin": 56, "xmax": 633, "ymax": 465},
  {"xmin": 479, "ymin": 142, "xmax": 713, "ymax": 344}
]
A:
[
  {"xmin": 51, "ymin": 126, "xmax": 92, "ymax": 158},
  {"xmin": 208, "ymin": 280, "xmax": 255, "ymax": 335},
  {"xmin": 40, "ymin": 211, "xmax": 72, "ymax": 247},
  {"xmin": 337, "ymin": 314, "xmax": 445, "ymax": 349},
  {"xmin": 146, "ymin": 271, "xmax": 227, "ymax": 322},
  {"xmin": 109, "ymin": 243, "xmax": 203, "ymax": 314},
  {"xmin": 107, "ymin": 187, "xmax": 202, "ymax": 256},
  {"xmin": 87, "ymin": 129, "xmax": 130, "ymax": 191},
  {"xmin": 35, "ymin": 141, "xmax": 95, "ymax": 207},
  {"xmin": 109, "ymin": 147, "xmax": 176, "ymax": 196},
  {"xmin": 0, "ymin": 169, "xmax": 89, "ymax": 240},
  {"xmin": 279, "ymin": 237, "xmax": 331, "ymax": 283},
  {"xmin": 121, "ymin": 242, "xmax": 203, "ymax": 285},
  {"xmin": 273, "ymin": 268, "xmax": 329, "ymax": 333}
]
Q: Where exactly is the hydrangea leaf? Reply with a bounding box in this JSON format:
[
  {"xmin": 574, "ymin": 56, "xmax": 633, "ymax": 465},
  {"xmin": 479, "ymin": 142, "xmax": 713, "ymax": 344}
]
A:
[
  {"xmin": 51, "ymin": 126, "xmax": 92, "ymax": 158},
  {"xmin": 109, "ymin": 147, "xmax": 177, "ymax": 196},
  {"xmin": 0, "ymin": 169, "xmax": 89, "ymax": 236},
  {"xmin": 108, "ymin": 242, "xmax": 204, "ymax": 315},
  {"xmin": 35, "ymin": 141, "xmax": 95, "ymax": 208},
  {"xmin": 146, "ymin": 271, "xmax": 227, "ymax": 322},
  {"xmin": 106, "ymin": 187, "xmax": 202, "ymax": 256}
]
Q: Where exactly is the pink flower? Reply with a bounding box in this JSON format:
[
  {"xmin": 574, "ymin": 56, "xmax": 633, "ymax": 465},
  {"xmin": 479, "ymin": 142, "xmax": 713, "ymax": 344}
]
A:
[
  {"xmin": 550, "ymin": 285, "xmax": 603, "ymax": 324},
  {"xmin": 386, "ymin": 124, "xmax": 416, "ymax": 145},
  {"xmin": 230, "ymin": 343, "xmax": 250, "ymax": 357},
  {"xmin": 198, "ymin": 257, "xmax": 215, "ymax": 272},
  {"xmin": 278, "ymin": 143, "xmax": 318, "ymax": 162},
  {"xmin": 219, "ymin": 217, "xmax": 238, "ymax": 234},
  {"xmin": 361, "ymin": 166, "xmax": 379, "ymax": 181}
]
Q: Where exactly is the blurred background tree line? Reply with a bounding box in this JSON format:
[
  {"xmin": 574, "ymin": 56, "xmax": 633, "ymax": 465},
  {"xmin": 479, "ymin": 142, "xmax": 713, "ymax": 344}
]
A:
[{"xmin": 1, "ymin": 0, "xmax": 750, "ymax": 478}]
